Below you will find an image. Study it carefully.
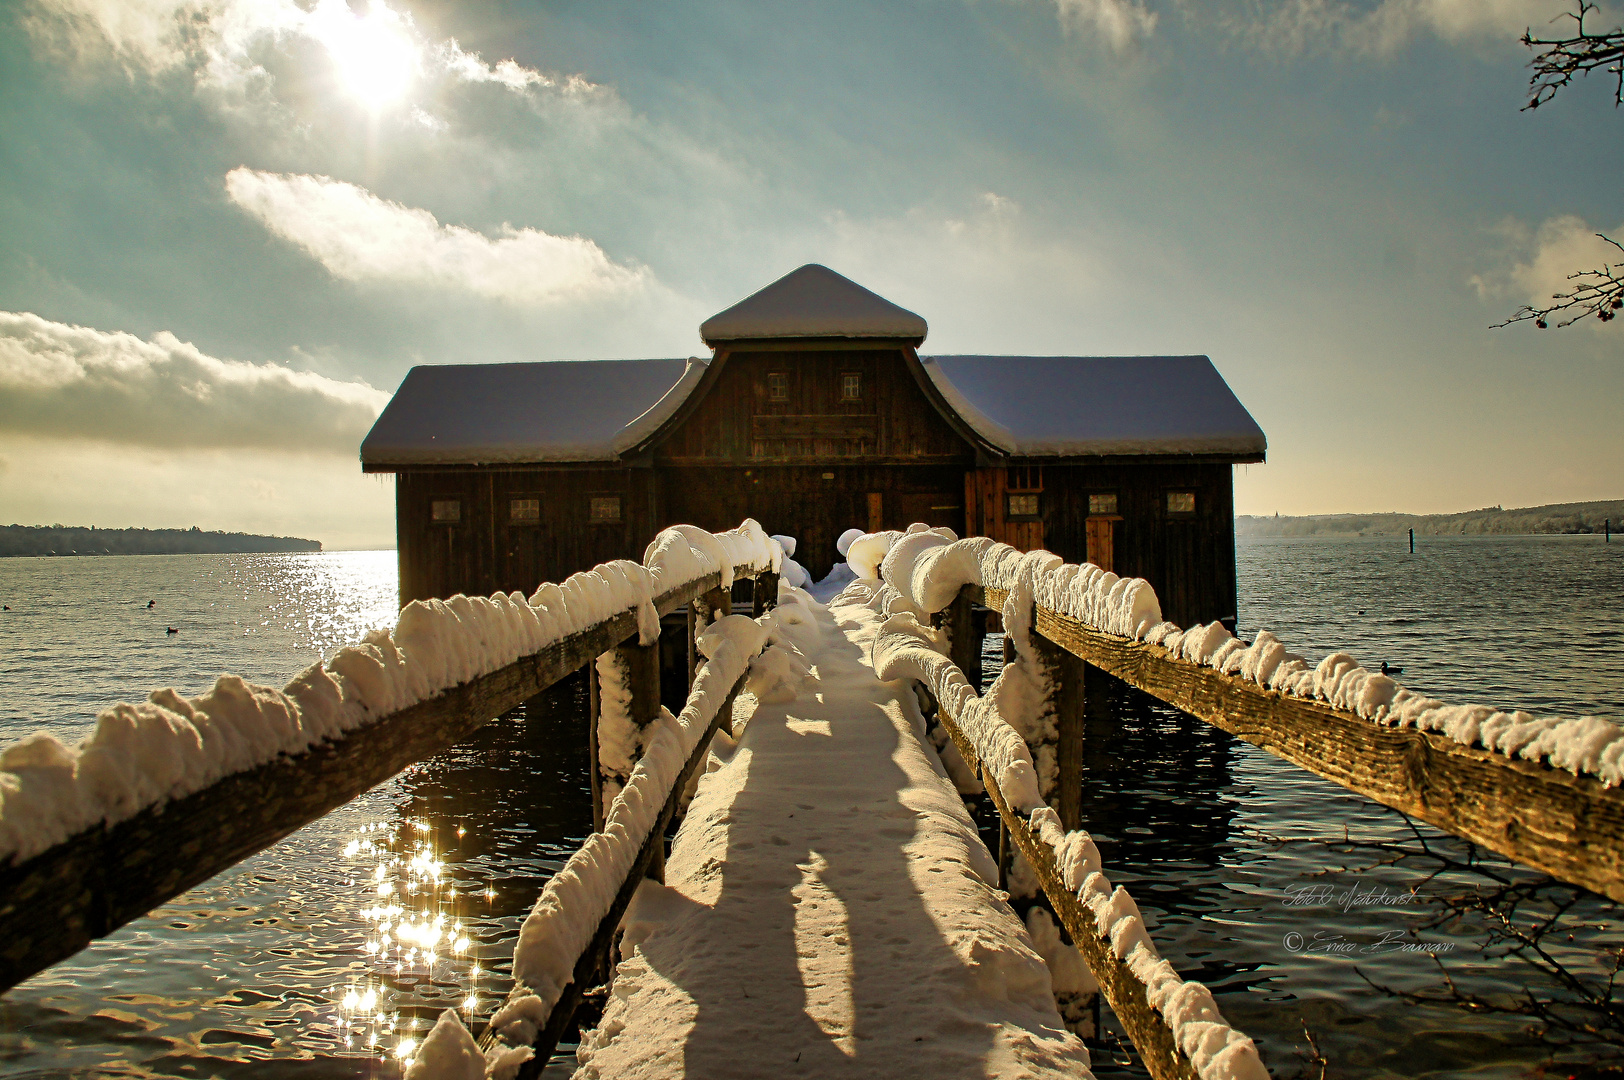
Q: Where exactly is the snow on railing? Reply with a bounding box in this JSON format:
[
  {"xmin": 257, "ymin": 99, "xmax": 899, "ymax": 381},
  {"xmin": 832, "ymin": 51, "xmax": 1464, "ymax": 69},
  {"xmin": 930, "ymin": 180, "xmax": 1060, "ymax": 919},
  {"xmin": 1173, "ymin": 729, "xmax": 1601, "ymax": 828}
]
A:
[
  {"xmin": 0, "ymin": 521, "xmax": 783, "ymax": 868},
  {"xmin": 859, "ymin": 528, "xmax": 1267, "ymax": 1080},
  {"xmin": 839, "ymin": 518, "xmax": 1624, "ymax": 1078},
  {"xmin": 838, "ymin": 523, "xmax": 1624, "ymax": 789},
  {"xmin": 405, "ymin": 611, "xmax": 789, "ymax": 1080},
  {"xmin": 1143, "ymin": 619, "xmax": 1624, "ymax": 788}
]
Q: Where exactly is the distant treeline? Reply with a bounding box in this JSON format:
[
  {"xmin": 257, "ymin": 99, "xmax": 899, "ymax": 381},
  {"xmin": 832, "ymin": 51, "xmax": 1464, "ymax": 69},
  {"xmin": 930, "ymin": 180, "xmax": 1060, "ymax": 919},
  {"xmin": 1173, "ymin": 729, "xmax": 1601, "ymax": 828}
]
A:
[
  {"xmin": 0, "ymin": 525, "xmax": 322, "ymax": 557},
  {"xmin": 1237, "ymin": 500, "xmax": 1624, "ymax": 538}
]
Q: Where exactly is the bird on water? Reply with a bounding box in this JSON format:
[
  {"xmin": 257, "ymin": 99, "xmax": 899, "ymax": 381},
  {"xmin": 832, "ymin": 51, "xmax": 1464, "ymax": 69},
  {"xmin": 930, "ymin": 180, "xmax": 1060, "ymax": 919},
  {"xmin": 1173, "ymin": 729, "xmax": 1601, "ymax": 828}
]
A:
[
  {"xmin": 1380, "ymin": 661, "xmax": 1403, "ymax": 675},
  {"xmin": 166, "ymin": 626, "xmax": 178, "ymax": 635}
]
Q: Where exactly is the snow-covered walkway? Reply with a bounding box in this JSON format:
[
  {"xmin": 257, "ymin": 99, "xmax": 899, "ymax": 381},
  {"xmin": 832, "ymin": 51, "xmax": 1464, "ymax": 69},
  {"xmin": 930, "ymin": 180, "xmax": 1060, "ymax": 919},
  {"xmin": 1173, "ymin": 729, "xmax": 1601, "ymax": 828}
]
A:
[{"xmin": 573, "ymin": 586, "xmax": 1093, "ymax": 1079}]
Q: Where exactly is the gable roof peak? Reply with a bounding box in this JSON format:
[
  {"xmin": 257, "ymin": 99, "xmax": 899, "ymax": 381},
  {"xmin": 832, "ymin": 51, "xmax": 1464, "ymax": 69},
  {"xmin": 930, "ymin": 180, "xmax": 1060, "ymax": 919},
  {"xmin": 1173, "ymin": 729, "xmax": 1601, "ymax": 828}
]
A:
[{"xmin": 700, "ymin": 264, "xmax": 928, "ymax": 346}]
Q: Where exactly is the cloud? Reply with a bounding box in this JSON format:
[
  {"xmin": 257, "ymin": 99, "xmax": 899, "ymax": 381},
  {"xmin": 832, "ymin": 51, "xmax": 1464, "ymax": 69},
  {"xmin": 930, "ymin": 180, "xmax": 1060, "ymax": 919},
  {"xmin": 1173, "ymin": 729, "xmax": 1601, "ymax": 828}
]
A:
[
  {"xmin": 0, "ymin": 311, "xmax": 389, "ymax": 451},
  {"xmin": 1222, "ymin": 0, "xmax": 1578, "ymax": 57},
  {"xmin": 1472, "ymin": 215, "xmax": 1624, "ymax": 312},
  {"xmin": 1053, "ymin": 0, "xmax": 1158, "ymax": 50},
  {"xmin": 23, "ymin": 0, "xmax": 591, "ymax": 107},
  {"xmin": 225, "ymin": 167, "xmax": 652, "ymax": 303}
]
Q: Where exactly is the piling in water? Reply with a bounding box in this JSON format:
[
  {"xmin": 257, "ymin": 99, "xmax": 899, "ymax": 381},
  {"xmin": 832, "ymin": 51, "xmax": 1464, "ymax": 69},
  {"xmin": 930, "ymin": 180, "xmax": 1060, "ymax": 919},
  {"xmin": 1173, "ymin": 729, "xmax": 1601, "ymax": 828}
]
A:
[{"xmin": 1409, "ymin": 528, "xmax": 1414, "ymax": 554}]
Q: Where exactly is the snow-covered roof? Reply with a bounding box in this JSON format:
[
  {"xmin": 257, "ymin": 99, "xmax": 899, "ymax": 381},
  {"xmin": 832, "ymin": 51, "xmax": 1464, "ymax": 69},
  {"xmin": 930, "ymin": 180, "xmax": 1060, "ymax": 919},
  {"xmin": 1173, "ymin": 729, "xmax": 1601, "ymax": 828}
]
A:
[
  {"xmin": 360, "ymin": 358, "xmax": 705, "ymax": 466},
  {"xmin": 700, "ymin": 264, "xmax": 928, "ymax": 345},
  {"xmin": 920, "ymin": 355, "xmax": 1266, "ymax": 458}
]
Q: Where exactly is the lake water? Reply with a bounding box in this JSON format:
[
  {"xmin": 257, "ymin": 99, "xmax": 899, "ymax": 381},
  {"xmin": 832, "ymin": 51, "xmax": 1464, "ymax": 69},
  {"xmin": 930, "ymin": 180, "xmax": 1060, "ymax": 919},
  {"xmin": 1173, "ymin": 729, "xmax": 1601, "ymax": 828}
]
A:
[{"xmin": 0, "ymin": 536, "xmax": 1620, "ymax": 1078}]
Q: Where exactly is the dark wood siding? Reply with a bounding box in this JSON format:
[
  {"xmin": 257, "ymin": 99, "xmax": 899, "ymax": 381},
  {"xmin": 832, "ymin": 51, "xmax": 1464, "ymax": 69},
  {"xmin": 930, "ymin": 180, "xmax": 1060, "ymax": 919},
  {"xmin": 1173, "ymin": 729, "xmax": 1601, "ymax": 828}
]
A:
[
  {"xmin": 1036, "ymin": 462, "xmax": 1237, "ymax": 629},
  {"xmin": 655, "ymin": 349, "xmax": 970, "ymax": 466},
  {"xmin": 396, "ymin": 468, "xmax": 657, "ymax": 605},
  {"xmin": 387, "ymin": 348, "xmax": 1241, "ymax": 628}
]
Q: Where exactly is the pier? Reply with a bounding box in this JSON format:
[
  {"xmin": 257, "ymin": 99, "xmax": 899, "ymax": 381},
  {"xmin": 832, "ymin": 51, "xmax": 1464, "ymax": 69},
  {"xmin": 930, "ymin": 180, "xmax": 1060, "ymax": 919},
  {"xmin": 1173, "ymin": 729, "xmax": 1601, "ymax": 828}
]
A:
[{"xmin": 3, "ymin": 521, "xmax": 1622, "ymax": 1079}]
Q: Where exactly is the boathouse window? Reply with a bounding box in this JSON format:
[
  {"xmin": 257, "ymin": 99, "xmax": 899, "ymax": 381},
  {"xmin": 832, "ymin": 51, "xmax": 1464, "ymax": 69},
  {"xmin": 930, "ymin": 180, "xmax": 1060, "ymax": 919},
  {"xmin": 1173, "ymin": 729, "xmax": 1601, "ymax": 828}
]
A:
[
  {"xmin": 589, "ymin": 495, "xmax": 622, "ymax": 524},
  {"xmin": 431, "ymin": 499, "xmax": 461, "ymax": 524},
  {"xmin": 509, "ymin": 498, "xmax": 541, "ymax": 524},
  {"xmin": 1167, "ymin": 491, "xmax": 1197, "ymax": 515},
  {"xmin": 767, "ymin": 372, "xmax": 788, "ymax": 401},
  {"xmin": 1006, "ymin": 493, "xmax": 1041, "ymax": 519},
  {"xmin": 1088, "ymin": 492, "xmax": 1119, "ymax": 515},
  {"xmin": 840, "ymin": 372, "xmax": 861, "ymax": 401}
]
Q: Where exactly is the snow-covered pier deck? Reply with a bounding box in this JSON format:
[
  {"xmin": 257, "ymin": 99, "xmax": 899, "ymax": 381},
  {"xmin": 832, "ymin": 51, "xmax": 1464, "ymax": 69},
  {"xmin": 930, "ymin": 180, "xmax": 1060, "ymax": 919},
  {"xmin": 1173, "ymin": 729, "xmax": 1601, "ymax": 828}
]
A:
[
  {"xmin": 5, "ymin": 521, "xmax": 1624, "ymax": 1080},
  {"xmin": 572, "ymin": 586, "xmax": 1092, "ymax": 1079}
]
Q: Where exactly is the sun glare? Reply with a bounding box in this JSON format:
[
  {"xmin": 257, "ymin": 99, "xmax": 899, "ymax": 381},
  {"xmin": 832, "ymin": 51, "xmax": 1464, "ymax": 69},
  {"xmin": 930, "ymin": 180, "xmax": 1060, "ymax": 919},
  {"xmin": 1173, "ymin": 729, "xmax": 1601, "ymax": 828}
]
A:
[{"xmin": 309, "ymin": 0, "xmax": 419, "ymax": 112}]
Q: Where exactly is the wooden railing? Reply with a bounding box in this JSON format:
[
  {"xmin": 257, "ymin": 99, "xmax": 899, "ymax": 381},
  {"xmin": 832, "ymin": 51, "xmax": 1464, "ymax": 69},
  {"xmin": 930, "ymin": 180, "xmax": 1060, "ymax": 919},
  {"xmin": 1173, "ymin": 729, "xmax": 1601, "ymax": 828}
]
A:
[
  {"xmin": 977, "ymin": 585, "xmax": 1624, "ymax": 903},
  {"xmin": 477, "ymin": 618, "xmax": 763, "ymax": 1075},
  {"xmin": 927, "ymin": 691, "xmax": 1203, "ymax": 1080},
  {"xmin": 901, "ymin": 579, "xmax": 1624, "ymax": 1080},
  {"xmin": 0, "ymin": 568, "xmax": 773, "ymax": 993}
]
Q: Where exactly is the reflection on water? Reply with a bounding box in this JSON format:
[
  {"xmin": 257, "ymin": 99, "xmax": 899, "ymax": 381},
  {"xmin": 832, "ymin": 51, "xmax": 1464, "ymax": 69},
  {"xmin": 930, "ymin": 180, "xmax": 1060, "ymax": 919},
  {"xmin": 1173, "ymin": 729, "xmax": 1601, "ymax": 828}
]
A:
[
  {"xmin": 1070, "ymin": 535, "xmax": 1624, "ymax": 1078},
  {"xmin": 0, "ymin": 536, "xmax": 1620, "ymax": 1078},
  {"xmin": 0, "ymin": 676, "xmax": 593, "ymax": 1078}
]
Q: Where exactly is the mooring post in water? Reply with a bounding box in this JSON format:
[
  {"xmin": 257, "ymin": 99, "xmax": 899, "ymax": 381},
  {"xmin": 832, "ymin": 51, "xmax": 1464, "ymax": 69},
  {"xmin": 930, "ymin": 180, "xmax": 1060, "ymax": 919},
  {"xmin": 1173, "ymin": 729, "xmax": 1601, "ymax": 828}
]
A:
[
  {"xmin": 1607, "ymin": 518, "xmax": 1611, "ymax": 543},
  {"xmin": 1409, "ymin": 527, "xmax": 1415, "ymax": 553}
]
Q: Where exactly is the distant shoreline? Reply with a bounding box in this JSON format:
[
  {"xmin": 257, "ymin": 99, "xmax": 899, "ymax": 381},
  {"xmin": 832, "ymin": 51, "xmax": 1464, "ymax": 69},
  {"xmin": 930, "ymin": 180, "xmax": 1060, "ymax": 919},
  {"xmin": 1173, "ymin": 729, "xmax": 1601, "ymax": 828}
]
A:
[
  {"xmin": 1238, "ymin": 499, "xmax": 1623, "ymax": 539},
  {"xmin": 0, "ymin": 525, "xmax": 322, "ymax": 557}
]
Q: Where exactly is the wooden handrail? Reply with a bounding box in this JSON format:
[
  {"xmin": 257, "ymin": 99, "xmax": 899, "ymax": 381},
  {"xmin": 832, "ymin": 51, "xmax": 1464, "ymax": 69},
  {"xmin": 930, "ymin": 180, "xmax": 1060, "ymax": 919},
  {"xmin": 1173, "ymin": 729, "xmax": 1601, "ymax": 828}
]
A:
[
  {"xmin": 0, "ymin": 570, "xmax": 734, "ymax": 992},
  {"xmin": 929, "ymin": 690, "xmax": 1199, "ymax": 1080},
  {"xmin": 477, "ymin": 675, "xmax": 747, "ymax": 1077},
  {"xmin": 981, "ymin": 585, "xmax": 1624, "ymax": 902}
]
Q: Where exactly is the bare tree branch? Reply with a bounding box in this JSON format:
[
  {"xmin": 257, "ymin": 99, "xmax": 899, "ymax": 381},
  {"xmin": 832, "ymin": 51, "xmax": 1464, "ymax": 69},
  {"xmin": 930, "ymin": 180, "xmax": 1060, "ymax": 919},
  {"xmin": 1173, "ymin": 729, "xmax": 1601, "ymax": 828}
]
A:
[
  {"xmin": 1494, "ymin": 233, "xmax": 1624, "ymax": 329},
  {"xmin": 1523, "ymin": 1, "xmax": 1624, "ymax": 111},
  {"xmin": 1255, "ymin": 818, "xmax": 1624, "ymax": 1056}
]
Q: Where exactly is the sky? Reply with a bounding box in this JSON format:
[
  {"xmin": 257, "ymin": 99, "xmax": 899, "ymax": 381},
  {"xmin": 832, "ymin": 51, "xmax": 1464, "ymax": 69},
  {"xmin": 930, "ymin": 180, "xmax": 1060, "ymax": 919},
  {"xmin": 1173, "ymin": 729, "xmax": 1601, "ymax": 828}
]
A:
[{"xmin": 1, "ymin": 0, "xmax": 1620, "ymax": 549}]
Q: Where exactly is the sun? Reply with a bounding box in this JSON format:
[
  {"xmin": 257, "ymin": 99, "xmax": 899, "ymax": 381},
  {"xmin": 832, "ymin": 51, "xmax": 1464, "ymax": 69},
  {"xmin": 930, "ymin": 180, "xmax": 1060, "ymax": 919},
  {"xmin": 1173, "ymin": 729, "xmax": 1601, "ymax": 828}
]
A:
[{"xmin": 308, "ymin": 0, "xmax": 419, "ymax": 112}]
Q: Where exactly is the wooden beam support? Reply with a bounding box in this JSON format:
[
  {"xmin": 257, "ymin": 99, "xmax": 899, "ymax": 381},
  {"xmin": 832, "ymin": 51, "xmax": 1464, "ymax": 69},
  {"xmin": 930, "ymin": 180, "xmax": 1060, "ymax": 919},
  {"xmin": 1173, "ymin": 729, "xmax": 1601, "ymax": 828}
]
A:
[
  {"xmin": 589, "ymin": 664, "xmax": 604, "ymax": 833},
  {"xmin": 0, "ymin": 570, "xmax": 733, "ymax": 993},
  {"xmin": 752, "ymin": 571, "xmax": 778, "ymax": 617},
  {"xmin": 978, "ymin": 586, "xmax": 1624, "ymax": 902},
  {"xmin": 687, "ymin": 586, "xmax": 732, "ymax": 690},
  {"xmin": 601, "ymin": 636, "xmax": 666, "ymax": 881},
  {"xmin": 932, "ymin": 697, "xmax": 1198, "ymax": 1080},
  {"xmin": 938, "ymin": 585, "xmax": 981, "ymax": 691},
  {"xmin": 1004, "ymin": 589, "xmax": 1061, "ymax": 809},
  {"xmin": 1033, "ymin": 634, "xmax": 1086, "ymax": 832}
]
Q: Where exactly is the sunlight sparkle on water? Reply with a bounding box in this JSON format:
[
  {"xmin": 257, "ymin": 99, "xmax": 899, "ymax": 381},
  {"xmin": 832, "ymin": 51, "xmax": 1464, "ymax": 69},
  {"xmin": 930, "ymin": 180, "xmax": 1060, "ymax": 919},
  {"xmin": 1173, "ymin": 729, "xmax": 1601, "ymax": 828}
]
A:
[{"xmin": 330, "ymin": 815, "xmax": 492, "ymax": 1064}]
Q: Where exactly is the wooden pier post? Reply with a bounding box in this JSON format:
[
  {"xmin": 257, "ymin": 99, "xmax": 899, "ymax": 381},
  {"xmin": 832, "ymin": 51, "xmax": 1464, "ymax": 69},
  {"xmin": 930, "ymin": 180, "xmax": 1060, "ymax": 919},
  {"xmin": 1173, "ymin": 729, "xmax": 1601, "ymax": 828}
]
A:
[
  {"xmin": 752, "ymin": 571, "xmax": 778, "ymax": 616},
  {"xmin": 939, "ymin": 585, "xmax": 982, "ymax": 691},
  {"xmin": 687, "ymin": 586, "xmax": 732, "ymax": 690},
  {"xmin": 1030, "ymin": 631, "xmax": 1084, "ymax": 828},
  {"xmin": 1409, "ymin": 527, "xmax": 1415, "ymax": 553},
  {"xmin": 589, "ymin": 665, "xmax": 604, "ymax": 832},
  {"xmin": 1044, "ymin": 639, "xmax": 1087, "ymax": 832},
  {"xmin": 600, "ymin": 637, "xmax": 667, "ymax": 880}
]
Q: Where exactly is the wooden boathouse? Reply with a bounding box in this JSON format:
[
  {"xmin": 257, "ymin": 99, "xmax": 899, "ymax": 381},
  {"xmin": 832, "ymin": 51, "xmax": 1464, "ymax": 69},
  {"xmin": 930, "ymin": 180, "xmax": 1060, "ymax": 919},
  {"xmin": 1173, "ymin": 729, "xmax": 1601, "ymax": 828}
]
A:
[{"xmin": 360, "ymin": 265, "xmax": 1266, "ymax": 626}]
